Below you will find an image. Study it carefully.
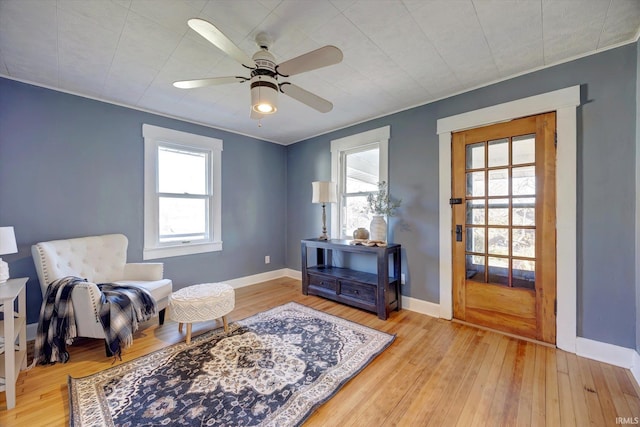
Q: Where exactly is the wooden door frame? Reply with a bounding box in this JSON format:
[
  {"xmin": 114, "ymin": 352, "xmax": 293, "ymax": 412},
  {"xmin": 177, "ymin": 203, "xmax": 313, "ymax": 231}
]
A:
[{"xmin": 437, "ymin": 86, "xmax": 580, "ymax": 353}]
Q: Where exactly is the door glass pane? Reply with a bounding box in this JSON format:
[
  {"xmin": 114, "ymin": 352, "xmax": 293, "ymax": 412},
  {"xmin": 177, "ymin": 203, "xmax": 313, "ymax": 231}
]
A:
[
  {"xmin": 159, "ymin": 197, "xmax": 207, "ymax": 242},
  {"xmin": 466, "ymin": 200, "xmax": 485, "ymax": 224},
  {"xmin": 513, "ymin": 259, "xmax": 535, "ymax": 289},
  {"xmin": 487, "ymin": 227, "xmax": 509, "ymax": 255},
  {"xmin": 466, "ymin": 171, "xmax": 485, "ymax": 197},
  {"xmin": 345, "ymin": 148, "xmax": 379, "ymax": 193},
  {"xmin": 513, "ymin": 134, "xmax": 535, "ymax": 165},
  {"xmin": 158, "ymin": 146, "xmax": 207, "ymax": 195},
  {"xmin": 466, "ymin": 142, "xmax": 485, "ymax": 169},
  {"xmin": 513, "ymin": 197, "xmax": 535, "ymax": 226},
  {"xmin": 487, "ymin": 168, "xmax": 508, "ymax": 196},
  {"xmin": 488, "ymin": 138, "xmax": 508, "ymax": 167},
  {"xmin": 466, "ymin": 255, "xmax": 485, "ymax": 281},
  {"xmin": 466, "ymin": 227, "xmax": 485, "ymax": 253},
  {"xmin": 512, "ymin": 166, "xmax": 535, "ymax": 196},
  {"xmin": 487, "ymin": 198, "xmax": 509, "ymax": 225},
  {"xmin": 488, "ymin": 256, "xmax": 509, "ymax": 285},
  {"xmin": 512, "ymin": 228, "xmax": 535, "ymax": 258}
]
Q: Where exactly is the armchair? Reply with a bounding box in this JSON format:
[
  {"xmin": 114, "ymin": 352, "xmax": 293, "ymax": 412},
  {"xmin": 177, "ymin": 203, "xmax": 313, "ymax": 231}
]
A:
[{"xmin": 31, "ymin": 234, "xmax": 173, "ymax": 344}]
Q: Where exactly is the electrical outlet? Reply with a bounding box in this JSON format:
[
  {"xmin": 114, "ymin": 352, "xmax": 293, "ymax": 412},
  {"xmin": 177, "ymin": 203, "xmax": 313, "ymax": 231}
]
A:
[
  {"xmin": 401, "ymin": 273, "xmax": 406, "ymax": 284},
  {"xmin": 265, "ymin": 255, "xmax": 270, "ymax": 264}
]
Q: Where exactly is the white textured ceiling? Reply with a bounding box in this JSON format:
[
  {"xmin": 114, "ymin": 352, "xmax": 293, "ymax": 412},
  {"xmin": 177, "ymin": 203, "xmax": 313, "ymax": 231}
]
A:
[{"xmin": 1, "ymin": 0, "xmax": 639, "ymax": 145}]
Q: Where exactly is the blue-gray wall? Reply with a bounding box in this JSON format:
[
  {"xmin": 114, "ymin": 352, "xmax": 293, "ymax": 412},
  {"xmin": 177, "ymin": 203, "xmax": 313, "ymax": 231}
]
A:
[
  {"xmin": 286, "ymin": 42, "xmax": 639, "ymax": 350},
  {"xmin": 636, "ymin": 38, "xmax": 640, "ymax": 354},
  {"xmin": 0, "ymin": 78, "xmax": 287, "ymax": 324}
]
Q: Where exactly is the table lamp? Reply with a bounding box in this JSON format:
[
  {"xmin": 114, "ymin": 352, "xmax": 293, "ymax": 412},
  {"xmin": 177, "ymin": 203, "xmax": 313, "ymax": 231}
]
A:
[
  {"xmin": 0, "ymin": 226, "xmax": 17, "ymax": 283},
  {"xmin": 312, "ymin": 181, "xmax": 337, "ymax": 240}
]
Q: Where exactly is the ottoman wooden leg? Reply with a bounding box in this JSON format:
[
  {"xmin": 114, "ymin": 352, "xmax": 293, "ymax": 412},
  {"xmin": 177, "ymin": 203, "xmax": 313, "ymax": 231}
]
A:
[
  {"xmin": 223, "ymin": 315, "xmax": 229, "ymax": 332},
  {"xmin": 178, "ymin": 322, "xmax": 183, "ymax": 333},
  {"xmin": 186, "ymin": 323, "xmax": 192, "ymax": 344}
]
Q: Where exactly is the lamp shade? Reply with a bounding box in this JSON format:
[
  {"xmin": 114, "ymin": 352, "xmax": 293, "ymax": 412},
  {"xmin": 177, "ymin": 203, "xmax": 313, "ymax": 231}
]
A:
[
  {"xmin": 312, "ymin": 181, "xmax": 337, "ymax": 204},
  {"xmin": 0, "ymin": 227, "xmax": 17, "ymax": 255}
]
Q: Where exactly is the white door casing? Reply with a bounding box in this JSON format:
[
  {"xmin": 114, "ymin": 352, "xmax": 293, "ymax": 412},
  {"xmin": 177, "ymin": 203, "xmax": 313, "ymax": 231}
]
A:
[{"xmin": 437, "ymin": 86, "xmax": 580, "ymax": 352}]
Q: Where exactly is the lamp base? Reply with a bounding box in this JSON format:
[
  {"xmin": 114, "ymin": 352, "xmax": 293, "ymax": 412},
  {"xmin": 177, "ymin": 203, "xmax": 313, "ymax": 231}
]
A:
[
  {"xmin": 0, "ymin": 258, "xmax": 8, "ymax": 284},
  {"xmin": 318, "ymin": 234, "xmax": 329, "ymax": 241}
]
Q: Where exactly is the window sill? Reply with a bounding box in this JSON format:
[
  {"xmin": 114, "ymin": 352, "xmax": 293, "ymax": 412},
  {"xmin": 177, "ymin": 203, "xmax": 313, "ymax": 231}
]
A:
[{"xmin": 143, "ymin": 241, "xmax": 222, "ymax": 260}]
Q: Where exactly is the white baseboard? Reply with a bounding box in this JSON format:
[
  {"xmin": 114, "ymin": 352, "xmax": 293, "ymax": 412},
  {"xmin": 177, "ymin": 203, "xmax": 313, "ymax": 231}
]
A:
[
  {"xmin": 576, "ymin": 337, "xmax": 639, "ymax": 370},
  {"xmin": 401, "ymin": 295, "xmax": 440, "ymax": 318},
  {"xmin": 631, "ymin": 349, "xmax": 640, "ymax": 387},
  {"xmin": 283, "ymin": 268, "xmax": 302, "ymax": 280},
  {"xmin": 223, "ymin": 268, "xmax": 294, "ymax": 289}
]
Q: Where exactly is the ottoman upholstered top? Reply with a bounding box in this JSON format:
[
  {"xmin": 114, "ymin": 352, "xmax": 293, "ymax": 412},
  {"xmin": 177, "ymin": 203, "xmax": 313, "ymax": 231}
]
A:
[{"xmin": 169, "ymin": 283, "xmax": 235, "ymax": 323}]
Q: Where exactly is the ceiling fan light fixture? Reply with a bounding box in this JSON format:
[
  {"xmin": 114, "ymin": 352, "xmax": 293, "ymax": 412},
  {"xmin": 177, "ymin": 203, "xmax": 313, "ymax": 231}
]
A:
[{"xmin": 251, "ymin": 76, "xmax": 278, "ymax": 115}]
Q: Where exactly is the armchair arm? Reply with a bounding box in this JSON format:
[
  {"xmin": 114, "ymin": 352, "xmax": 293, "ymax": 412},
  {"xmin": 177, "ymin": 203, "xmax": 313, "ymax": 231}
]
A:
[
  {"xmin": 123, "ymin": 263, "xmax": 164, "ymax": 281},
  {"xmin": 70, "ymin": 281, "xmax": 105, "ymax": 338}
]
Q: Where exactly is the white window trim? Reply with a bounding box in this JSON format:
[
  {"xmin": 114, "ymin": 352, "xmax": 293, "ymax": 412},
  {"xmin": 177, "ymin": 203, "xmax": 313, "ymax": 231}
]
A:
[
  {"xmin": 437, "ymin": 86, "xmax": 580, "ymax": 353},
  {"xmin": 143, "ymin": 124, "xmax": 223, "ymax": 260},
  {"xmin": 330, "ymin": 126, "xmax": 390, "ymax": 239}
]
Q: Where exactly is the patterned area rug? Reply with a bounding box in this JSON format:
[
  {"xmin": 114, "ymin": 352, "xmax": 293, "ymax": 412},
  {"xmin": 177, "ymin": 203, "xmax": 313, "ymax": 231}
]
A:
[{"xmin": 69, "ymin": 302, "xmax": 395, "ymax": 426}]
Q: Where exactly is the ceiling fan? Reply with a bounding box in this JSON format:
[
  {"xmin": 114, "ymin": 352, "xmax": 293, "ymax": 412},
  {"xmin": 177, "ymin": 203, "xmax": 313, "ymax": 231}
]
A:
[{"xmin": 173, "ymin": 19, "xmax": 344, "ymax": 120}]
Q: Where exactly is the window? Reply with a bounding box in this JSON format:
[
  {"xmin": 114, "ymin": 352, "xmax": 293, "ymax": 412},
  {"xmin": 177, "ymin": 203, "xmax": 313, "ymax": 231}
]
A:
[
  {"xmin": 331, "ymin": 126, "xmax": 390, "ymax": 239},
  {"xmin": 143, "ymin": 124, "xmax": 222, "ymax": 260}
]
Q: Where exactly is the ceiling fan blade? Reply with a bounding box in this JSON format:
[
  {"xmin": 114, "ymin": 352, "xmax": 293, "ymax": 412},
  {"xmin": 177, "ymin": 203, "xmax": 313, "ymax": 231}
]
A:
[
  {"xmin": 280, "ymin": 83, "xmax": 333, "ymax": 113},
  {"xmin": 173, "ymin": 76, "xmax": 246, "ymax": 89},
  {"xmin": 187, "ymin": 18, "xmax": 256, "ymax": 68},
  {"xmin": 276, "ymin": 46, "xmax": 343, "ymax": 77}
]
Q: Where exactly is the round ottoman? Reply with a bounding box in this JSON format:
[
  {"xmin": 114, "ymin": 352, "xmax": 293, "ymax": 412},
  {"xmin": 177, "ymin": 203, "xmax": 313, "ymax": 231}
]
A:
[{"xmin": 168, "ymin": 283, "xmax": 235, "ymax": 344}]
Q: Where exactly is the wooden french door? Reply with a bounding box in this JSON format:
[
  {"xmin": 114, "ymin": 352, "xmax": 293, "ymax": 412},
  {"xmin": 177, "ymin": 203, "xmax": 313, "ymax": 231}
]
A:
[{"xmin": 451, "ymin": 112, "xmax": 557, "ymax": 344}]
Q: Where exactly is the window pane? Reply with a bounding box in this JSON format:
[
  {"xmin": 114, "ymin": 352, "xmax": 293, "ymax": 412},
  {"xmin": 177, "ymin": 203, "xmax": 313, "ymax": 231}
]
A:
[
  {"xmin": 466, "ymin": 255, "xmax": 485, "ymax": 281},
  {"xmin": 159, "ymin": 197, "xmax": 207, "ymax": 242},
  {"xmin": 466, "ymin": 200, "xmax": 485, "ymax": 225},
  {"xmin": 512, "ymin": 228, "xmax": 535, "ymax": 258},
  {"xmin": 513, "ymin": 197, "xmax": 535, "ymax": 226},
  {"xmin": 343, "ymin": 195, "xmax": 370, "ymax": 236},
  {"xmin": 466, "ymin": 227, "xmax": 485, "ymax": 253},
  {"xmin": 488, "ymin": 227, "xmax": 509, "ymax": 255},
  {"xmin": 512, "ymin": 166, "xmax": 535, "ymax": 196},
  {"xmin": 513, "ymin": 259, "xmax": 535, "ymax": 289},
  {"xmin": 488, "ymin": 168, "xmax": 509, "ymax": 196},
  {"xmin": 487, "ymin": 198, "xmax": 509, "ymax": 225},
  {"xmin": 345, "ymin": 148, "xmax": 379, "ymax": 193},
  {"xmin": 513, "ymin": 134, "xmax": 535, "ymax": 165},
  {"xmin": 488, "ymin": 138, "xmax": 508, "ymax": 167},
  {"xmin": 466, "ymin": 142, "xmax": 485, "ymax": 169},
  {"xmin": 488, "ymin": 256, "xmax": 509, "ymax": 285},
  {"xmin": 466, "ymin": 171, "xmax": 485, "ymax": 197},
  {"xmin": 158, "ymin": 146, "xmax": 207, "ymax": 195}
]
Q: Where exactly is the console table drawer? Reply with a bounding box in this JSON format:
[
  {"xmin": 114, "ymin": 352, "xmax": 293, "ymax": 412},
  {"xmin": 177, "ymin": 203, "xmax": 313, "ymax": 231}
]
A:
[
  {"xmin": 340, "ymin": 280, "xmax": 376, "ymax": 304},
  {"xmin": 308, "ymin": 274, "xmax": 336, "ymax": 291}
]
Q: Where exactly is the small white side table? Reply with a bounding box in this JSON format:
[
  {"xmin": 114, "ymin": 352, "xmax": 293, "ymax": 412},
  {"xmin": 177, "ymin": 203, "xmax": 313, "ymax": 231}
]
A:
[{"xmin": 0, "ymin": 277, "xmax": 27, "ymax": 410}]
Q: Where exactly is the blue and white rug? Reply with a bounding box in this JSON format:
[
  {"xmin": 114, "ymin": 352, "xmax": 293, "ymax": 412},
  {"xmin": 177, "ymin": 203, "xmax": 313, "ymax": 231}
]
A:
[{"xmin": 69, "ymin": 302, "xmax": 395, "ymax": 426}]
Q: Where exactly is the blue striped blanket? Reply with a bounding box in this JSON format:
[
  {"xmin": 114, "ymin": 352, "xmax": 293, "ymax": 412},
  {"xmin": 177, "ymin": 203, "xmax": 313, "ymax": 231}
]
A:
[{"xmin": 34, "ymin": 276, "xmax": 156, "ymax": 364}]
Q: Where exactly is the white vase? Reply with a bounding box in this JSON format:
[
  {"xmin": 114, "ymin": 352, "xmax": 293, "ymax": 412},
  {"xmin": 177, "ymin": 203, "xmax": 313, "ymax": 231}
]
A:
[{"xmin": 369, "ymin": 215, "xmax": 387, "ymax": 242}]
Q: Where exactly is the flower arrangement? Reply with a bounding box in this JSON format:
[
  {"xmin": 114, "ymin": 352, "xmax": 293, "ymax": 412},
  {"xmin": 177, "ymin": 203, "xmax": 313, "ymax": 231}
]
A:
[{"xmin": 366, "ymin": 181, "xmax": 401, "ymax": 216}]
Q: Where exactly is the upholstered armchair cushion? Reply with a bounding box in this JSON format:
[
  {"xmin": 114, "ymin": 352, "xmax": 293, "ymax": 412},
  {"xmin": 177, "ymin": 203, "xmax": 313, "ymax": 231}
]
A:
[{"xmin": 32, "ymin": 233, "xmax": 173, "ymax": 340}]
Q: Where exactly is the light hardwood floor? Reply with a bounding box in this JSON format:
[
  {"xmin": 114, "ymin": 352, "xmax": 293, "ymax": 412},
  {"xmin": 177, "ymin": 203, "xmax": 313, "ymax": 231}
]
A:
[{"xmin": 1, "ymin": 277, "xmax": 639, "ymax": 426}]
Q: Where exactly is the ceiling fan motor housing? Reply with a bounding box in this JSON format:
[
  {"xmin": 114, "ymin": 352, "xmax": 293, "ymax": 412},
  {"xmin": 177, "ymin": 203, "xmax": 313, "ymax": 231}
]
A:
[{"xmin": 251, "ymin": 49, "xmax": 278, "ymax": 114}]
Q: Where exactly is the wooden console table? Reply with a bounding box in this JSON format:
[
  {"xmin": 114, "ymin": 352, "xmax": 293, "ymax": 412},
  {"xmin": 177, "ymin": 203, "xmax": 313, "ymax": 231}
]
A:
[
  {"xmin": 301, "ymin": 239, "xmax": 401, "ymax": 320},
  {"xmin": 0, "ymin": 277, "xmax": 28, "ymax": 409}
]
